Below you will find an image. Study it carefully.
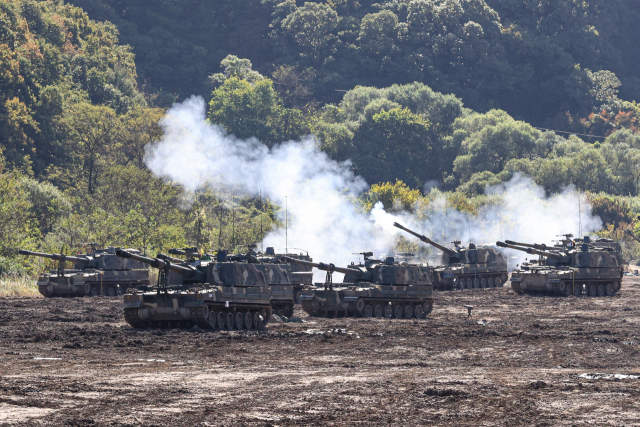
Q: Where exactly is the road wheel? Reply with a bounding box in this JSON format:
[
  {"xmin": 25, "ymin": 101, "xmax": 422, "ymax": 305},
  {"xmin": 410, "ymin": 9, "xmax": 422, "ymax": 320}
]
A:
[
  {"xmin": 294, "ymin": 290, "xmax": 302, "ymax": 305},
  {"xmin": 356, "ymin": 299, "xmax": 365, "ymax": 314},
  {"xmin": 495, "ymin": 277, "xmax": 502, "ymax": 287},
  {"xmin": 83, "ymin": 284, "xmax": 91, "ymax": 296},
  {"xmin": 208, "ymin": 311, "xmax": 217, "ymax": 329},
  {"xmin": 90, "ymin": 287, "xmax": 99, "ymax": 297},
  {"xmin": 235, "ymin": 312, "xmax": 244, "ymax": 329},
  {"xmin": 414, "ymin": 305, "xmax": 424, "ymax": 319},
  {"xmin": 107, "ymin": 287, "xmax": 116, "ymax": 297},
  {"xmin": 245, "ymin": 311, "xmax": 253, "ymax": 330},
  {"xmin": 473, "ymin": 278, "xmax": 480, "ymax": 288},
  {"xmin": 374, "ymin": 305, "xmax": 383, "ymax": 318},
  {"xmin": 562, "ymin": 282, "xmax": 573, "ymax": 297},
  {"xmin": 283, "ymin": 304, "xmax": 294, "ymax": 318},
  {"xmin": 394, "ymin": 305, "xmax": 403, "ymax": 319},
  {"xmin": 574, "ymin": 284, "xmax": 583, "ymax": 297},
  {"xmin": 488, "ymin": 278, "xmax": 495, "ymax": 288},
  {"xmin": 225, "ymin": 313, "xmax": 234, "ymax": 330},
  {"xmin": 480, "ymin": 278, "xmax": 487, "ymax": 288},
  {"xmin": 466, "ymin": 278, "xmax": 473, "ymax": 289},
  {"xmin": 605, "ymin": 283, "xmax": 614, "ymax": 297},
  {"xmin": 423, "ymin": 301, "xmax": 433, "ymax": 316},
  {"xmin": 588, "ymin": 284, "xmax": 597, "ymax": 297},
  {"xmin": 384, "ymin": 305, "xmax": 393, "ymax": 319},
  {"xmin": 597, "ymin": 284, "xmax": 605, "ymax": 297},
  {"xmin": 217, "ymin": 312, "xmax": 226, "ymax": 330},
  {"xmin": 404, "ymin": 305, "xmax": 413, "ymax": 319},
  {"xmin": 364, "ymin": 305, "xmax": 373, "ymax": 318},
  {"xmin": 613, "ymin": 280, "xmax": 621, "ymax": 293},
  {"xmin": 117, "ymin": 285, "xmax": 123, "ymax": 296}
]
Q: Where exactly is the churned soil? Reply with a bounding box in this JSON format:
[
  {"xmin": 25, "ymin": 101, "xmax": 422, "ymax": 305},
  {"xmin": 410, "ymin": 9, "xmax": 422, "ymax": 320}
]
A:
[{"xmin": 1, "ymin": 278, "xmax": 640, "ymax": 426}]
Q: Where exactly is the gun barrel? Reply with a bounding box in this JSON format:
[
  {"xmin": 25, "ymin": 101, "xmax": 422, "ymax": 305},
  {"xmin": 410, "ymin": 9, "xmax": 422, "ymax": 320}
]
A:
[
  {"xmin": 18, "ymin": 249, "xmax": 90, "ymax": 264},
  {"xmin": 496, "ymin": 242, "xmax": 569, "ymax": 262},
  {"xmin": 116, "ymin": 250, "xmax": 206, "ymax": 281},
  {"xmin": 393, "ymin": 222, "xmax": 457, "ymax": 256},
  {"xmin": 504, "ymin": 240, "xmax": 548, "ymax": 250},
  {"xmin": 157, "ymin": 253, "xmax": 186, "ymax": 264},
  {"xmin": 283, "ymin": 257, "xmax": 364, "ymax": 277}
]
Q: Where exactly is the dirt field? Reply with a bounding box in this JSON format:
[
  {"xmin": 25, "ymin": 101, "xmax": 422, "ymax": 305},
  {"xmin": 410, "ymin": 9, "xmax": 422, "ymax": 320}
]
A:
[{"xmin": 1, "ymin": 278, "xmax": 640, "ymax": 426}]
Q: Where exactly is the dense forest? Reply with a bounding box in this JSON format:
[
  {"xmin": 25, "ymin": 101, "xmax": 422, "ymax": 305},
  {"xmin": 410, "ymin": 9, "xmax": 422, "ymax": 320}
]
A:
[{"xmin": 1, "ymin": 0, "xmax": 639, "ymax": 275}]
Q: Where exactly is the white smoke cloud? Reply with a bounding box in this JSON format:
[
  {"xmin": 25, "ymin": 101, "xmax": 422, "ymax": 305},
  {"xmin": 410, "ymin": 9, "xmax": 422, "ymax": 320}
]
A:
[{"xmin": 145, "ymin": 97, "xmax": 603, "ymax": 277}]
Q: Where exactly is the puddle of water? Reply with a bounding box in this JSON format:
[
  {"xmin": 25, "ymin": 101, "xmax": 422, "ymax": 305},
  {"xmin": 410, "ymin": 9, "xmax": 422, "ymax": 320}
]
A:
[{"xmin": 577, "ymin": 373, "xmax": 640, "ymax": 380}]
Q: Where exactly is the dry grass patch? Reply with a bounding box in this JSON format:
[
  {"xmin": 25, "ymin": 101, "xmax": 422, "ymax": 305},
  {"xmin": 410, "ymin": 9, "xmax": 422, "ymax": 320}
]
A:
[{"xmin": 0, "ymin": 276, "xmax": 41, "ymax": 297}]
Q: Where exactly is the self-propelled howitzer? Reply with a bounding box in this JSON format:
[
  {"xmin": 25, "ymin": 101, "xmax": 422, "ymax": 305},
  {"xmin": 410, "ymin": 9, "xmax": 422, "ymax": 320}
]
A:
[
  {"xmin": 497, "ymin": 239, "xmax": 623, "ymax": 297},
  {"xmin": 393, "ymin": 222, "xmax": 508, "ymax": 290},
  {"xmin": 18, "ymin": 248, "xmax": 150, "ymax": 297},
  {"xmin": 283, "ymin": 255, "xmax": 434, "ymax": 319},
  {"xmin": 117, "ymin": 249, "xmax": 272, "ymax": 330}
]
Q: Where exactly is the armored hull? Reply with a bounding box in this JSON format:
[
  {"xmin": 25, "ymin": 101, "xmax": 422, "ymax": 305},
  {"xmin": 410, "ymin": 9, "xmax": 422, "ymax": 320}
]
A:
[
  {"xmin": 510, "ymin": 264, "xmax": 622, "ymax": 297},
  {"xmin": 37, "ymin": 269, "xmax": 150, "ymax": 297},
  {"xmin": 257, "ymin": 249, "xmax": 313, "ymax": 305},
  {"xmin": 123, "ymin": 285, "xmax": 272, "ymax": 330},
  {"xmin": 300, "ymin": 283, "xmax": 433, "ymax": 319}
]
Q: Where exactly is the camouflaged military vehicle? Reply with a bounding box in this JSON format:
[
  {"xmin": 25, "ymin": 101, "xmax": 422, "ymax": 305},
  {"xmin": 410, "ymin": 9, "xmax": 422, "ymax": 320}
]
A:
[
  {"xmin": 19, "ymin": 248, "xmax": 150, "ymax": 297},
  {"xmin": 284, "ymin": 254, "xmax": 434, "ymax": 319},
  {"xmin": 117, "ymin": 249, "xmax": 273, "ymax": 329},
  {"xmin": 394, "ymin": 222, "xmax": 508, "ymax": 290},
  {"xmin": 497, "ymin": 237, "xmax": 623, "ymax": 297}
]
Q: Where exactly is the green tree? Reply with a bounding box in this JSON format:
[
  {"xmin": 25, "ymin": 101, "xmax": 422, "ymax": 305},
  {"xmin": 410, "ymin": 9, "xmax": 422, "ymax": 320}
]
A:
[
  {"xmin": 60, "ymin": 103, "xmax": 118, "ymax": 194},
  {"xmin": 351, "ymin": 107, "xmax": 432, "ymax": 187},
  {"xmin": 208, "ymin": 77, "xmax": 308, "ymax": 146}
]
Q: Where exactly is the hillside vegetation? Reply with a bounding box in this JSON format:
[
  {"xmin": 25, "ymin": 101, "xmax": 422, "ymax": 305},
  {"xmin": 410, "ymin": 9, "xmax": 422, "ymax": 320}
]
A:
[{"xmin": 0, "ymin": 0, "xmax": 639, "ymax": 274}]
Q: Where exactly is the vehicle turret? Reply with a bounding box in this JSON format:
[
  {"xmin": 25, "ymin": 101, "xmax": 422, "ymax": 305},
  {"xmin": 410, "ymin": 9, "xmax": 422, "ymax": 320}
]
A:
[{"xmin": 168, "ymin": 247, "xmax": 200, "ymax": 257}]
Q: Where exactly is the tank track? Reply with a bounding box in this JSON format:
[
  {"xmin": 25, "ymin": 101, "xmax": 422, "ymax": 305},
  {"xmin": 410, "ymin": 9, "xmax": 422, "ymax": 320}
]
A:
[
  {"xmin": 123, "ymin": 304, "xmax": 272, "ymax": 330},
  {"xmin": 455, "ymin": 273, "xmax": 508, "ymax": 290},
  {"xmin": 38, "ymin": 286, "xmax": 51, "ymax": 298},
  {"xmin": 511, "ymin": 279, "xmax": 622, "ymax": 298},
  {"xmin": 123, "ymin": 308, "xmax": 147, "ymax": 328}
]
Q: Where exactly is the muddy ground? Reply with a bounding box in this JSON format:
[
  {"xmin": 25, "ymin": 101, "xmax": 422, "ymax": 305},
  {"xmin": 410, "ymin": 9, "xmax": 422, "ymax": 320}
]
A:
[{"xmin": 1, "ymin": 278, "xmax": 640, "ymax": 426}]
